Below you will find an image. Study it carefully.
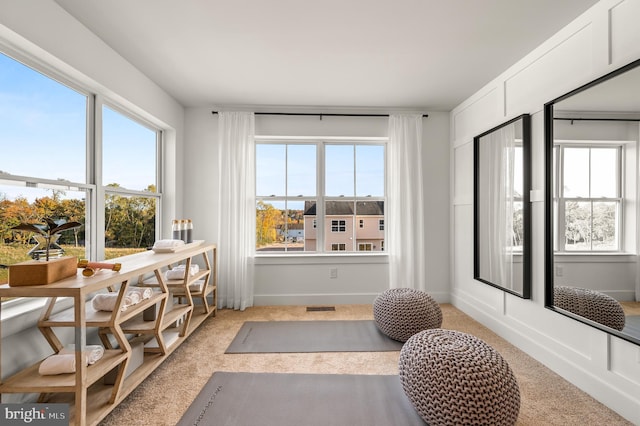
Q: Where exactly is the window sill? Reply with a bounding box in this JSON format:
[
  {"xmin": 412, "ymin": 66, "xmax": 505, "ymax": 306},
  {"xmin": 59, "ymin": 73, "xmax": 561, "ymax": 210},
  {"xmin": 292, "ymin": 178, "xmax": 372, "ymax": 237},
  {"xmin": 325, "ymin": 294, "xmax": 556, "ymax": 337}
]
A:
[
  {"xmin": 553, "ymin": 252, "xmax": 637, "ymax": 262},
  {"xmin": 254, "ymin": 252, "xmax": 388, "ymax": 265}
]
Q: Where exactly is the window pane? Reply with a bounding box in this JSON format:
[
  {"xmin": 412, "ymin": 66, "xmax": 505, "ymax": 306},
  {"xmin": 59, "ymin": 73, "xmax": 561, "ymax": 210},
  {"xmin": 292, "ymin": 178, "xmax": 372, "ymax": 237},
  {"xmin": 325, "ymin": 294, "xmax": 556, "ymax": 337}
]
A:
[
  {"xmin": 564, "ymin": 201, "xmax": 591, "ymax": 251},
  {"xmin": 325, "ymin": 145, "xmax": 354, "ymax": 197},
  {"xmin": 564, "ymin": 148, "xmax": 589, "ymax": 197},
  {"xmin": 355, "ymin": 201, "xmax": 385, "ymax": 251},
  {"xmin": 255, "ymin": 200, "xmax": 312, "ymax": 252},
  {"xmin": 325, "ymin": 201, "xmax": 354, "ymax": 250},
  {"xmin": 103, "ymin": 106, "xmax": 157, "ymax": 191},
  {"xmin": 0, "ymin": 53, "xmax": 87, "ymax": 183},
  {"xmin": 104, "ymin": 193, "xmax": 156, "ymax": 253},
  {"xmin": 256, "ymin": 144, "xmax": 286, "ymax": 196},
  {"xmin": 592, "ymin": 201, "xmax": 617, "ymax": 250},
  {"xmin": 287, "ymin": 145, "xmax": 316, "ymax": 196},
  {"xmin": 302, "ymin": 201, "xmax": 318, "ymax": 252},
  {"xmin": 0, "ymin": 183, "xmax": 88, "ymax": 285},
  {"xmin": 356, "ymin": 145, "xmax": 384, "ymax": 197},
  {"xmin": 590, "ymin": 147, "xmax": 617, "ymax": 198}
]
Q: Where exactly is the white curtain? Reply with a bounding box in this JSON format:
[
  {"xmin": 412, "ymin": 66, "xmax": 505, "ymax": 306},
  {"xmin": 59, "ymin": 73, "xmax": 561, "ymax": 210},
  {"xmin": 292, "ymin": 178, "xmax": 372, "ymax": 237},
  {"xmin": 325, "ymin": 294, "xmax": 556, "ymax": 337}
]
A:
[
  {"xmin": 387, "ymin": 114, "xmax": 426, "ymax": 290},
  {"xmin": 215, "ymin": 112, "xmax": 255, "ymax": 311},
  {"xmin": 479, "ymin": 124, "xmax": 516, "ymax": 289}
]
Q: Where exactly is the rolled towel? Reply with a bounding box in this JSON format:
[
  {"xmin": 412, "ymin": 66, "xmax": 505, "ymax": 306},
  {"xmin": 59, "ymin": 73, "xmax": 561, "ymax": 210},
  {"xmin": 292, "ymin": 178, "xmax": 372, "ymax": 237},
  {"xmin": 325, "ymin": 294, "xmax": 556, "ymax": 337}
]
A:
[
  {"xmin": 91, "ymin": 293, "xmax": 118, "ymax": 311},
  {"xmin": 127, "ymin": 291, "xmax": 141, "ymax": 306},
  {"xmin": 39, "ymin": 354, "xmax": 76, "ymax": 375},
  {"xmin": 91, "ymin": 292, "xmax": 136, "ymax": 312},
  {"xmin": 60, "ymin": 344, "xmax": 105, "ymax": 365},
  {"xmin": 165, "ymin": 264, "xmax": 199, "ymax": 280},
  {"xmin": 129, "ymin": 287, "xmax": 153, "ymax": 300},
  {"xmin": 153, "ymin": 239, "xmax": 185, "ymax": 249},
  {"xmin": 189, "ymin": 279, "xmax": 205, "ymax": 292}
]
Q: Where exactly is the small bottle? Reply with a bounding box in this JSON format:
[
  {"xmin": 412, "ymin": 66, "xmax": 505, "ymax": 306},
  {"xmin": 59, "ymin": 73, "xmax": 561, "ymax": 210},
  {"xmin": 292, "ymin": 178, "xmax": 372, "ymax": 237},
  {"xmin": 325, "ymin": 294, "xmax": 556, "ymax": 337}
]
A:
[
  {"xmin": 179, "ymin": 219, "xmax": 187, "ymax": 242},
  {"xmin": 172, "ymin": 219, "xmax": 180, "ymax": 240},
  {"xmin": 185, "ymin": 219, "xmax": 193, "ymax": 244}
]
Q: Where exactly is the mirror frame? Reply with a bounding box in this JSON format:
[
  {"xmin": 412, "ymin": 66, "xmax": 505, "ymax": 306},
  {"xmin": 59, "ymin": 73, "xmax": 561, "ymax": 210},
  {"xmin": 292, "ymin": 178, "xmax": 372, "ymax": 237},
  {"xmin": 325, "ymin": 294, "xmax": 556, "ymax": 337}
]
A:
[
  {"xmin": 544, "ymin": 57, "xmax": 640, "ymax": 345},
  {"xmin": 473, "ymin": 114, "xmax": 532, "ymax": 299}
]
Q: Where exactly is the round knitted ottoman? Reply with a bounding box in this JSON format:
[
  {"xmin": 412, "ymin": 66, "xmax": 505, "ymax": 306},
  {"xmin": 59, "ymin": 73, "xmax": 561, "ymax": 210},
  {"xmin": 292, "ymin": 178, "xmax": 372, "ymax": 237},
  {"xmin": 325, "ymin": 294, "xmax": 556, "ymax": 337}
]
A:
[
  {"xmin": 399, "ymin": 329, "xmax": 520, "ymax": 426},
  {"xmin": 373, "ymin": 288, "xmax": 442, "ymax": 342},
  {"xmin": 554, "ymin": 285, "xmax": 626, "ymax": 331}
]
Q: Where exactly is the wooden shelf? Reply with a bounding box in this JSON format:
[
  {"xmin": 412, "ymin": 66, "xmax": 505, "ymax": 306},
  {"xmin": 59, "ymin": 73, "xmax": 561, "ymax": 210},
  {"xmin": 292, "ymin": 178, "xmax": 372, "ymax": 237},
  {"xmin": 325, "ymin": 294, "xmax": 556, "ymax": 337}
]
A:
[
  {"xmin": 43, "ymin": 310, "xmax": 214, "ymax": 425},
  {"xmin": 140, "ymin": 269, "xmax": 210, "ymax": 288},
  {"xmin": 0, "ymin": 350, "xmax": 126, "ymax": 393},
  {"xmin": 120, "ymin": 304, "xmax": 191, "ymax": 333},
  {"xmin": 0, "ymin": 243, "xmax": 217, "ymax": 426},
  {"xmin": 39, "ymin": 293, "xmax": 167, "ymax": 328}
]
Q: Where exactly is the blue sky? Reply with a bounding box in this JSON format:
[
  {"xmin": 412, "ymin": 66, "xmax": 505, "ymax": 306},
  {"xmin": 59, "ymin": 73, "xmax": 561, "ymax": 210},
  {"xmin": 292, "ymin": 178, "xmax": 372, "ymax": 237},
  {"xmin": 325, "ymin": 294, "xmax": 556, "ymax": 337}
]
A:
[
  {"xmin": 256, "ymin": 143, "xmax": 384, "ymax": 200},
  {"xmin": 0, "ymin": 52, "xmax": 156, "ymax": 202}
]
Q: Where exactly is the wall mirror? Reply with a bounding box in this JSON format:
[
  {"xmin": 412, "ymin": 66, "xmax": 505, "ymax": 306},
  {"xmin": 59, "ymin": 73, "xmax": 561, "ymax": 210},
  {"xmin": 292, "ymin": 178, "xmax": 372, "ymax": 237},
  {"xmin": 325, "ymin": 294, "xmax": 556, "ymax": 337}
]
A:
[
  {"xmin": 544, "ymin": 57, "xmax": 640, "ymax": 345},
  {"xmin": 474, "ymin": 114, "xmax": 531, "ymax": 298}
]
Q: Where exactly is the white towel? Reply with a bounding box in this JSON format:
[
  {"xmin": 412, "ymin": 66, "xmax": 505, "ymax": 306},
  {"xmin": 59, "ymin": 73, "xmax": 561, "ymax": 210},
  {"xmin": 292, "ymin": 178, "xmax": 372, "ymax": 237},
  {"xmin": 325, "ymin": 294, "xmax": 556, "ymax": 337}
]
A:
[
  {"xmin": 153, "ymin": 239, "xmax": 185, "ymax": 249},
  {"xmin": 39, "ymin": 354, "xmax": 76, "ymax": 375},
  {"xmin": 60, "ymin": 345, "xmax": 105, "ymax": 365},
  {"xmin": 91, "ymin": 291, "xmax": 140, "ymax": 312},
  {"xmin": 165, "ymin": 264, "xmax": 199, "ymax": 280},
  {"xmin": 188, "ymin": 279, "xmax": 205, "ymax": 292},
  {"xmin": 91, "ymin": 293, "xmax": 119, "ymax": 311},
  {"xmin": 129, "ymin": 287, "xmax": 153, "ymax": 300}
]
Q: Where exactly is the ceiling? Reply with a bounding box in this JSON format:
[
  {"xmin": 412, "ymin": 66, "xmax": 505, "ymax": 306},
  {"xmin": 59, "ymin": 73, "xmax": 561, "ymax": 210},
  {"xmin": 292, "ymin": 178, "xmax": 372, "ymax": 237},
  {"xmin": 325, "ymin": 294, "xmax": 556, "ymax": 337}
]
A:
[{"xmin": 54, "ymin": 0, "xmax": 600, "ymax": 111}]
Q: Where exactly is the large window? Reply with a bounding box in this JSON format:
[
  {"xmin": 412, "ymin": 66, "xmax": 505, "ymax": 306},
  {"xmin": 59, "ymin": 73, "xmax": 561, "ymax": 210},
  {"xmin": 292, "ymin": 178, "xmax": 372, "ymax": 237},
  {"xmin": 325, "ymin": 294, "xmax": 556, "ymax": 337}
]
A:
[
  {"xmin": 255, "ymin": 140, "xmax": 386, "ymax": 253},
  {"xmin": 0, "ymin": 51, "xmax": 162, "ymax": 287},
  {"xmin": 554, "ymin": 143, "xmax": 621, "ymax": 252}
]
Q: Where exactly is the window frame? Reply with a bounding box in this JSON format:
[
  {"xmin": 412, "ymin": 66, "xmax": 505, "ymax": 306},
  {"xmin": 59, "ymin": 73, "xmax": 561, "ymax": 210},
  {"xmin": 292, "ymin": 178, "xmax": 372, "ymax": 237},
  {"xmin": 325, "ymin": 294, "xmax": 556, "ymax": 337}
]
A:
[
  {"xmin": 0, "ymin": 48, "xmax": 164, "ymax": 300},
  {"xmin": 554, "ymin": 140, "xmax": 624, "ymax": 253},
  {"xmin": 255, "ymin": 136, "xmax": 387, "ymax": 255}
]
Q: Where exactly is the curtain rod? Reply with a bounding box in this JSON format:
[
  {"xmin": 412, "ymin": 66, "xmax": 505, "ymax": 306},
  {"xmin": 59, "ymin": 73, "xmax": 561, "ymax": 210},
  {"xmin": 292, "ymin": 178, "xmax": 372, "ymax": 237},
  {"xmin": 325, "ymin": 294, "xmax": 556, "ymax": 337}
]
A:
[
  {"xmin": 554, "ymin": 117, "xmax": 640, "ymax": 122},
  {"xmin": 211, "ymin": 111, "xmax": 428, "ymax": 118}
]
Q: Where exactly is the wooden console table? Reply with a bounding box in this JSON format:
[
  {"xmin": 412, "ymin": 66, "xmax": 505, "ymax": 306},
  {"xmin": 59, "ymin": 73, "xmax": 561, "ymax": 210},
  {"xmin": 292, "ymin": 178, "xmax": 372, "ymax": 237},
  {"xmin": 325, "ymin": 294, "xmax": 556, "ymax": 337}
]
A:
[{"xmin": 0, "ymin": 242, "xmax": 217, "ymax": 426}]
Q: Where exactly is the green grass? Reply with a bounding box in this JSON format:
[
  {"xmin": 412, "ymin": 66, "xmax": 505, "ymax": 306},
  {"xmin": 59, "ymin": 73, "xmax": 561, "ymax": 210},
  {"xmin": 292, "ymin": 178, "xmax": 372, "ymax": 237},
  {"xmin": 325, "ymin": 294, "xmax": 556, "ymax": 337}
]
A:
[{"xmin": 0, "ymin": 244, "xmax": 146, "ymax": 285}]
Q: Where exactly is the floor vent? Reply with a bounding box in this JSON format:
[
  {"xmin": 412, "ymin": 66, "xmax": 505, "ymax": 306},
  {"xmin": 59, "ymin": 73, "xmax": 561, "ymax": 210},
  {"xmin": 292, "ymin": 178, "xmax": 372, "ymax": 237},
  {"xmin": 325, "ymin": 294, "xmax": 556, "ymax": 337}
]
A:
[{"xmin": 306, "ymin": 306, "xmax": 336, "ymax": 312}]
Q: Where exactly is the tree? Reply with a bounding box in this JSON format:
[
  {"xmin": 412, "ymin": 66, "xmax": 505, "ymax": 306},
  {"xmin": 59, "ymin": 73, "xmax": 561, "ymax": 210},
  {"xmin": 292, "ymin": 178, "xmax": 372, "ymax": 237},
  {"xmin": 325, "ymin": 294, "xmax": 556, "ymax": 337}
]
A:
[{"xmin": 256, "ymin": 201, "xmax": 280, "ymax": 246}]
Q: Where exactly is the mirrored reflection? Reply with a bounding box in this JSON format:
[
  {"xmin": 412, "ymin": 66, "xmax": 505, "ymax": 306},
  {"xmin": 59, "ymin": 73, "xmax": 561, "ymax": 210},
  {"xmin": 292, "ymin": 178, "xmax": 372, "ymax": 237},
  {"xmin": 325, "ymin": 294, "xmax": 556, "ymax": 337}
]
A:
[
  {"xmin": 545, "ymin": 58, "xmax": 640, "ymax": 344},
  {"xmin": 474, "ymin": 114, "xmax": 531, "ymax": 298}
]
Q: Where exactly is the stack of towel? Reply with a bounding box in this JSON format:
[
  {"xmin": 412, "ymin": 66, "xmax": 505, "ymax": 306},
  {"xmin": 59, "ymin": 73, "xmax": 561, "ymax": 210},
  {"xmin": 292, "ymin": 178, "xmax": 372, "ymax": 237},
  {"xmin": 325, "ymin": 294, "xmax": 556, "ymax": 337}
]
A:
[
  {"xmin": 91, "ymin": 287, "xmax": 153, "ymax": 312},
  {"xmin": 165, "ymin": 264, "xmax": 199, "ymax": 280},
  {"xmin": 38, "ymin": 345, "xmax": 105, "ymax": 375},
  {"xmin": 152, "ymin": 239, "xmax": 185, "ymax": 251}
]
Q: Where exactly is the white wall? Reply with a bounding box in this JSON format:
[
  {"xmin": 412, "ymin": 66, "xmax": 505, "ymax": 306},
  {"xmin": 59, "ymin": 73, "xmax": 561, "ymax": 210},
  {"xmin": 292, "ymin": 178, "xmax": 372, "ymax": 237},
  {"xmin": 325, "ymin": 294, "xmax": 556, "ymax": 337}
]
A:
[
  {"xmin": 451, "ymin": 0, "xmax": 640, "ymax": 422},
  {"xmin": 183, "ymin": 109, "xmax": 451, "ymax": 305}
]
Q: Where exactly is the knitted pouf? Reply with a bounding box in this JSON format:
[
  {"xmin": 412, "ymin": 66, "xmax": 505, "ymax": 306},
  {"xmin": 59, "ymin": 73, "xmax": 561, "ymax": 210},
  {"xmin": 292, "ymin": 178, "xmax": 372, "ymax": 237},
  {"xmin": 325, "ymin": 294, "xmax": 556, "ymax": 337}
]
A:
[
  {"xmin": 399, "ymin": 329, "xmax": 520, "ymax": 426},
  {"xmin": 373, "ymin": 288, "xmax": 442, "ymax": 342},
  {"xmin": 554, "ymin": 285, "xmax": 626, "ymax": 331}
]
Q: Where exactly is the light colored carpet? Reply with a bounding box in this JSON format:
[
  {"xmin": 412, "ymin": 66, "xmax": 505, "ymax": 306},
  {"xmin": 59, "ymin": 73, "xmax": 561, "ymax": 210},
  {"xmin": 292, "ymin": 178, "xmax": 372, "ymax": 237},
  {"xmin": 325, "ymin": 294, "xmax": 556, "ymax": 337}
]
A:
[{"xmin": 99, "ymin": 304, "xmax": 632, "ymax": 425}]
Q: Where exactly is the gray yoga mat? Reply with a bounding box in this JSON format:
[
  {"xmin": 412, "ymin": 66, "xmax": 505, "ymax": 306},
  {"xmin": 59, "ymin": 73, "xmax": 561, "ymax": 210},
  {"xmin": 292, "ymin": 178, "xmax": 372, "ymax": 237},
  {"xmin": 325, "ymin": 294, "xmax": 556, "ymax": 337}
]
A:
[
  {"xmin": 225, "ymin": 320, "xmax": 403, "ymax": 353},
  {"xmin": 177, "ymin": 372, "xmax": 426, "ymax": 426}
]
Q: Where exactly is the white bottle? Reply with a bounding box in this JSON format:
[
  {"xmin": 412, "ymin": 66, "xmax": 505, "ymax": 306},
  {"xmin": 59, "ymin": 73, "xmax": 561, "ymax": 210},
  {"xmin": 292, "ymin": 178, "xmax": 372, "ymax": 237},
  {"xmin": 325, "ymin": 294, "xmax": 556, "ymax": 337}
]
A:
[
  {"xmin": 185, "ymin": 219, "xmax": 193, "ymax": 244},
  {"xmin": 179, "ymin": 219, "xmax": 187, "ymax": 242},
  {"xmin": 172, "ymin": 219, "xmax": 180, "ymax": 240}
]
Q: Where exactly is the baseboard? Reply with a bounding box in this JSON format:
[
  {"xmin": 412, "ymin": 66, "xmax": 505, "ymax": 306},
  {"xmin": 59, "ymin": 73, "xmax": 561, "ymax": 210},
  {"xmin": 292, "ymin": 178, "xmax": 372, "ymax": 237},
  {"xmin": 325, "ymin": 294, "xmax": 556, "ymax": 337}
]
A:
[
  {"xmin": 253, "ymin": 290, "xmax": 451, "ymax": 306},
  {"xmin": 253, "ymin": 293, "xmax": 379, "ymax": 306}
]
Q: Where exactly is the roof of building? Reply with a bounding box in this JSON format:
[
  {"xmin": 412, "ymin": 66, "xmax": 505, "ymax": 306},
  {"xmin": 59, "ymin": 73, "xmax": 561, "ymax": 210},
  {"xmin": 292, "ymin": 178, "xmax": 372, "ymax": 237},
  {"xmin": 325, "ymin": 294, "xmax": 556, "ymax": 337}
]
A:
[{"xmin": 304, "ymin": 201, "xmax": 384, "ymax": 216}]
